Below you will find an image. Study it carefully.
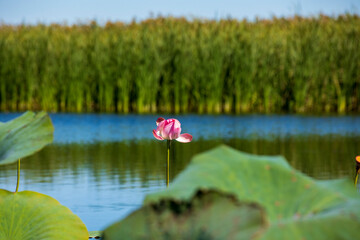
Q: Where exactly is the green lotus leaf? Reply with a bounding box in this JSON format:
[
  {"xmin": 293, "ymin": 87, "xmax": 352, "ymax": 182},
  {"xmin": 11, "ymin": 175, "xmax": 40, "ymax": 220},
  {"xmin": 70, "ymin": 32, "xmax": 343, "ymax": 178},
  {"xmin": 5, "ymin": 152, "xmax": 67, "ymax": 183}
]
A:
[
  {"xmin": 103, "ymin": 190, "xmax": 267, "ymax": 240},
  {"xmin": 261, "ymin": 200, "xmax": 360, "ymax": 240},
  {"xmin": 143, "ymin": 145, "xmax": 360, "ymax": 240},
  {"xmin": 0, "ymin": 189, "xmax": 88, "ymax": 240},
  {"xmin": 0, "ymin": 111, "xmax": 54, "ymax": 166}
]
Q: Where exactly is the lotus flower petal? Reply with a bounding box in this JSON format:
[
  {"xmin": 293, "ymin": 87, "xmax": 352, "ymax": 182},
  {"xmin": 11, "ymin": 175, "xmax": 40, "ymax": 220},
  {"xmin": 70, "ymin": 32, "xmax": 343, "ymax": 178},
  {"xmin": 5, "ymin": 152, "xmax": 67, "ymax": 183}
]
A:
[
  {"xmin": 153, "ymin": 129, "xmax": 164, "ymax": 140},
  {"xmin": 170, "ymin": 127, "xmax": 182, "ymax": 140},
  {"xmin": 156, "ymin": 117, "xmax": 165, "ymax": 126},
  {"xmin": 156, "ymin": 119, "xmax": 166, "ymax": 132},
  {"xmin": 172, "ymin": 119, "xmax": 181, "ymax": 129},
  {"xmin": 161, "ymin": 119, "xmax": 177, "ymax": 139},
  {"xmin": 176, "ymin": 133, "xmax": 193, "ymax": 143}
]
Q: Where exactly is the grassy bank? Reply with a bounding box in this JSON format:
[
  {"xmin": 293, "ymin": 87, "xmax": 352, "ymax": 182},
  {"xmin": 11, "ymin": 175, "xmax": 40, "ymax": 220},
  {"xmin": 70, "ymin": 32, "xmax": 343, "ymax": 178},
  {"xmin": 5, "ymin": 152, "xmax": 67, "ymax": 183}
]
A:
[{"xmin": 0, "ymin": 15, "xmax": 359, "ymax": 113}]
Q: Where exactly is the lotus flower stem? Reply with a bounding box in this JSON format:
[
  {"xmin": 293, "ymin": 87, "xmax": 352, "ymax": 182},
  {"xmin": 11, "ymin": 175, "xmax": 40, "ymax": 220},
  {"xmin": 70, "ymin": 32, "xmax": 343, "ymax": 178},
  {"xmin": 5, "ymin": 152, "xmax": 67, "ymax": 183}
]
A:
[
  {"xmin": 355, "ymin": 156, "xmax": 360, "ymax": 187},
  {"xmin": 166, "ymin": 140, "xmax": 171, "ymax": 187},
  {"xmin": 15, "ymin": 159, "xmax": 20, "ymax": 193}
]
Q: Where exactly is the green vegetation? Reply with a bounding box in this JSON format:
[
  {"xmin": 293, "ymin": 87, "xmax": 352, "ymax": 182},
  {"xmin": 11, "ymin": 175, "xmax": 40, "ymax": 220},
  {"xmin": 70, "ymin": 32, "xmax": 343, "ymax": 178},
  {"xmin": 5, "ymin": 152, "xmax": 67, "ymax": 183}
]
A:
[
  {"xmin": 104, "ymin": 146, "xmax": 360, "ymax": 239},
  {"xmin": 0, "ymin": 15, "xmax": 359, "ymax": 113},
  {"xmin": 0, "ymin": 111, "xmax": 53, "ymax": 165},
  {"xmin": 0, "ymin": 112, "xmax": 89, "ymax": 239},
  {"xmin": 0, "ymin": 190, "xmax": 88, "ymax": 240}
]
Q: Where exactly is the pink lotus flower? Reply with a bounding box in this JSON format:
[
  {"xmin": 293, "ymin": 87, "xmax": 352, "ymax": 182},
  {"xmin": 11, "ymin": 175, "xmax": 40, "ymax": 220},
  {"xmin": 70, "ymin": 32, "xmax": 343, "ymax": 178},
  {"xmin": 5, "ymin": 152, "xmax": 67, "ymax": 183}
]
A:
[{"xmin": 153, "ymin": 117, "xmax": 192, "ymax": 143}]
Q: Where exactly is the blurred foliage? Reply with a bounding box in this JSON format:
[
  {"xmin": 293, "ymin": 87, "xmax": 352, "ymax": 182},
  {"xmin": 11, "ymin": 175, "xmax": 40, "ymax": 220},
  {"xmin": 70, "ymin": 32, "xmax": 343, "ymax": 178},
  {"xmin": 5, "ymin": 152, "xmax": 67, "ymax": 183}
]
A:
[
  {"xmin": 105, "ymin": 146, "xmax": 360, "ymax": 240},
  {"xmin": 0, "ymin": 15, "xmax": 359, "ymax": 113},
  {"xmin": 0, "ymin": 111, "xmax": 53, "ymax": 166},
  {"xmin": 104, "ymin": 190, "xmax": 266, "ymax": 240}
]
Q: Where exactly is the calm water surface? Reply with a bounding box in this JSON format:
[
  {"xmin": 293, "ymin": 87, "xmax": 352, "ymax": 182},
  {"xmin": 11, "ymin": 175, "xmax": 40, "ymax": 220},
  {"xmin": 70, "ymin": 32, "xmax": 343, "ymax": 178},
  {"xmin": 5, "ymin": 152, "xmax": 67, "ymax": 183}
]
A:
[{"xmin": 0, "ymin": 113, "xmax": 359, "ymax": 231}]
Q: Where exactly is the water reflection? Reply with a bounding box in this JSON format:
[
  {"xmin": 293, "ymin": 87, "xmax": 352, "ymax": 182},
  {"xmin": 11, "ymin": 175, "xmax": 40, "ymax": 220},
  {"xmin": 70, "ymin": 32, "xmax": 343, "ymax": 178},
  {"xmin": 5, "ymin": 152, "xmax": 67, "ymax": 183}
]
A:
[
  {"xmin": 0, "ymin": 113, "xmax": 359, "ymax": 231},
  {"xmin": 0, "ymin": 136, "xmax": 358, "ymax": 230}
]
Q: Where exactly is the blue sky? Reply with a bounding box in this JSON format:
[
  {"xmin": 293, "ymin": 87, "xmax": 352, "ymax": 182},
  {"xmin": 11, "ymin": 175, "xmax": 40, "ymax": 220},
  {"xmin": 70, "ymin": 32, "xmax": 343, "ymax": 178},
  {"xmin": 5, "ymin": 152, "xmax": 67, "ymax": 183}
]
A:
[{"xmin": 0, "ymin": 0, "xmax": 359, "ymax": 25}]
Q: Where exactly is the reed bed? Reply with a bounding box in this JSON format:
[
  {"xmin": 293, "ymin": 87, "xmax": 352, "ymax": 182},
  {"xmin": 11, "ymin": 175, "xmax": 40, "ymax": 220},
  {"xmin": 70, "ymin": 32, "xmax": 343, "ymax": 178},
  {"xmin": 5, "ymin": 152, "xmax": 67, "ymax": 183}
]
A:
[{"xmin": 0, "ymin": 15, "xmax": 359, "ymax": 113}]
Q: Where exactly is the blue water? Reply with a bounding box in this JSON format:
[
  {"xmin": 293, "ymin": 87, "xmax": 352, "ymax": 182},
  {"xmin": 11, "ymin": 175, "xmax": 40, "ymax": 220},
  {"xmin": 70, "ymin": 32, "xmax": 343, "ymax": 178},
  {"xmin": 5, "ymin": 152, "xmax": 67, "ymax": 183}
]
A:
[
  {"xmin": 0, "ymin": 113, "xmax": 359, "ymax": 231},
  {"xmin": 1, "ymin": 113, "xmax": 360, "ymax": 143}
]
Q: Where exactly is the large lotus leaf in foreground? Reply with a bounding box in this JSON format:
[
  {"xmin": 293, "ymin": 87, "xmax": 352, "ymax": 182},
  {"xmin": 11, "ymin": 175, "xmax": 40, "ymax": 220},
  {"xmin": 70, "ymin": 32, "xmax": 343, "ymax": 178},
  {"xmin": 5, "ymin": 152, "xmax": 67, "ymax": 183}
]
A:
[
  {"xmin": 0, "ymin": 111, "xmax": 54, "ymax": 166},
  {"xmin": 103, "ymin": 190, "xmax": 267, "ymax": 240},
  {"xmin": 0, "ymin": 190, "xmax": 88, "ymax": 240},
  {"xmin": 106, "ymin": 145, "xmax": 360, "ymax": 240}
]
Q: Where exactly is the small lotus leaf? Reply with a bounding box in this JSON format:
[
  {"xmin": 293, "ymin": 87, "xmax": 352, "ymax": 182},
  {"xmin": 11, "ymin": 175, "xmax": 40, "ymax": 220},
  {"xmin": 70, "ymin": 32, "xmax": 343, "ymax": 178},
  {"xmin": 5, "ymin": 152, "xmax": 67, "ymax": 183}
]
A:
[
  {"xmin": 103, "ymin": 190, "xmax": 267, "ymax": 240},
  {"xmin": 0, "ymin": 111, "xmax": 54, "ymax": 166},
  {"xmin": 0, "ymin": 190, "xmax": 88, "ymax": 240},
  {"xmin": 89, "ymin": 231, "xmax": 102, "ymax": 239}
]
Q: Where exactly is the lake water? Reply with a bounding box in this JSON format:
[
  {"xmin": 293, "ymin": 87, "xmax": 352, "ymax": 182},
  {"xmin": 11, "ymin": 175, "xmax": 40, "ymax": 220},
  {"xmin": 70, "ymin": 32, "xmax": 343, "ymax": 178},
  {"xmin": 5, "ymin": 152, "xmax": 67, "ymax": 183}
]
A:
[{"xmin": 0, "ymin": 113, "xmax": 359, "ymax": 231}]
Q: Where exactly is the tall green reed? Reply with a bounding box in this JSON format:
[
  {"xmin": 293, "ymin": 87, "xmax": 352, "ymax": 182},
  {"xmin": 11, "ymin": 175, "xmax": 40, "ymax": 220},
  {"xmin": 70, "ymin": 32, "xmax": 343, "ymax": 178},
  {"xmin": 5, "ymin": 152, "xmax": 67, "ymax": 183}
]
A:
[{"xmin": 0, "ymin": 15, "xmax": 359, "ymax": 113}]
